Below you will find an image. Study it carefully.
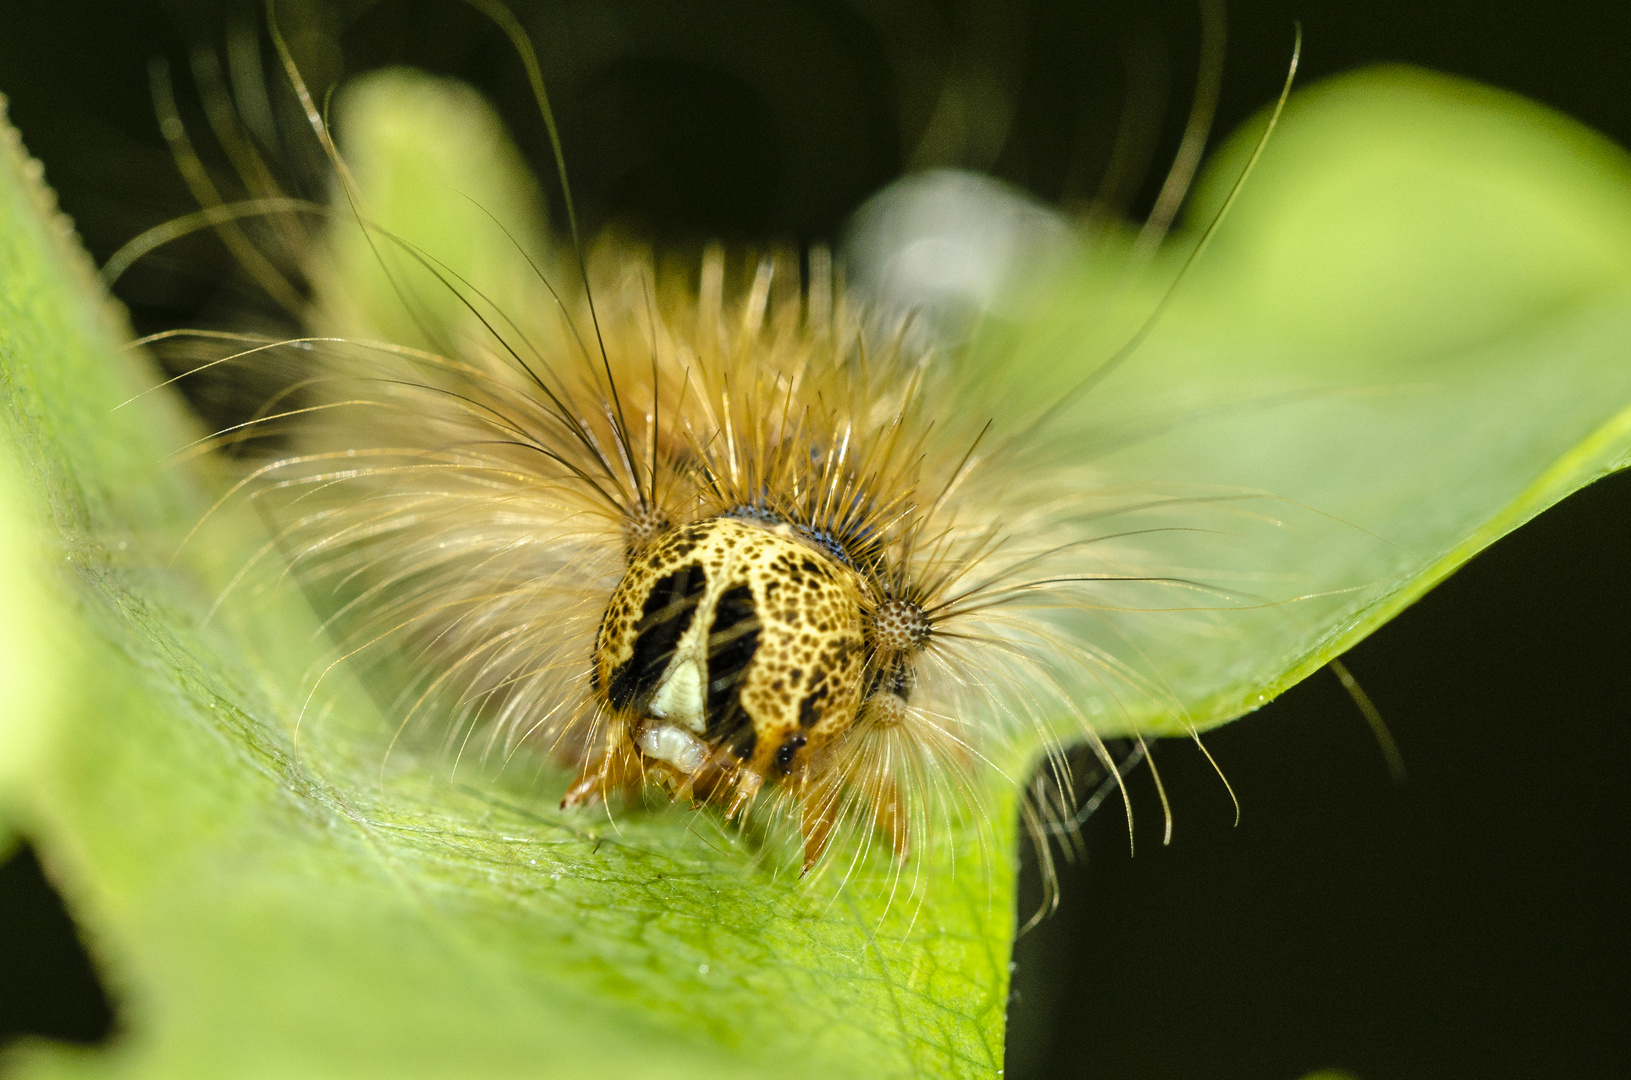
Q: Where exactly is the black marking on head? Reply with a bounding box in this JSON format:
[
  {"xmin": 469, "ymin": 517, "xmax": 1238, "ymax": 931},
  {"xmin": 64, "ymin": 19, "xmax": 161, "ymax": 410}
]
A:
[
  {"xmin": 798, "ymin": 684, "xmax": 830, "ymax": 728},
  {"xmin": 659, "ymin": 523, "xmax": 709, "ymax": 561},
  {"xmin": 774, "ymin": 733, "xmax": 808, "ymax": 773},
  {"xmin": 705, "ymin": 584, "xmax": 761, "ymax": 758},
  {"xmin": 606, "ymin": 563, "xmax": 707, "ymax": 709}
]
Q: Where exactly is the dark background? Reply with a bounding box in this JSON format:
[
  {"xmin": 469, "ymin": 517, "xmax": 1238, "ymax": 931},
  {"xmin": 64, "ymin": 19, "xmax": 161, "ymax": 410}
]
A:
[{"xmin": 2, "ymin": 2, "xmax": 1628, "ymax": 1078}]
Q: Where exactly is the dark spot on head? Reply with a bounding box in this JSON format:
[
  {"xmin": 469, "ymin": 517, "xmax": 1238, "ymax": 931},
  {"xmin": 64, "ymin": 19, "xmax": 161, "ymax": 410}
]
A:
[{"xmin": 774, "ymin": 733, "xmax": 808, "ymax": 773}]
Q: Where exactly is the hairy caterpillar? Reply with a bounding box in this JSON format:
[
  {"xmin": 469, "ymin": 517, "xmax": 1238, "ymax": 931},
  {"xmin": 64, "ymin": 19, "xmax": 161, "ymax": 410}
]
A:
[
  {"xmin": 120, "ymin": 0, "xmax": 1320, "ymax": 891},
  {"xmin": 0, "ymin": 4, "xmax": 1614, "ymax": 1076}
]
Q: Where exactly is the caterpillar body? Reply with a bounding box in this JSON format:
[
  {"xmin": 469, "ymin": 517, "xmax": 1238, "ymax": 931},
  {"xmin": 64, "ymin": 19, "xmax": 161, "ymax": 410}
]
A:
[
  {"xmin": 133, "ymin": 6, "xmax": 1303, "ymax": 888},
  {"xmin": 251, "ymin": 219, "xmax": 1129, "ymax": 876}
]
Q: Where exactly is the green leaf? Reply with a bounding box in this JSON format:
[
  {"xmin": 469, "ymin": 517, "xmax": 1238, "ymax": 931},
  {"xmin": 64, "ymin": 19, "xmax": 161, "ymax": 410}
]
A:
[
  {"xmin": 970, "ymin": 64, "xmax": 1631, "ymax": 739},
  {"xmin": 314, "ymin": 70, "xmax": 555, "ymax": 352},
  {"xmin": 2, "ymin": 63, "xmax": 1631, "ymax": 1079}
]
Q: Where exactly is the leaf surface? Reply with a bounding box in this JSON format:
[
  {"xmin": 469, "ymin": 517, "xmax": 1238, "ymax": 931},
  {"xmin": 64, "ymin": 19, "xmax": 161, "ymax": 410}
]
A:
[{"xmin": 967, "ymin": 66, "xmax": 1631, "ymax": 738}]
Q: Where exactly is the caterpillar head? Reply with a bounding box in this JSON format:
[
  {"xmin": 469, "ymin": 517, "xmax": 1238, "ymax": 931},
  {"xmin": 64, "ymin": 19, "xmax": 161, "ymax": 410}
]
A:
[{"xmin": 591, "ymin": 515, "xmax": 868, "ymax": 801}]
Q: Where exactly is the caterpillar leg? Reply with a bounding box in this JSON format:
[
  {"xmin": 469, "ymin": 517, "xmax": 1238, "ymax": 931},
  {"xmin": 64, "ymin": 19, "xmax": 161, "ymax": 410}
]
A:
[
  {"xmin": 723, "ymin": 769, "xmax": 762, "ymax": 821},
  {"xmin": 560, "ymin": 743, "xmax": 644, "ymax": 810}
]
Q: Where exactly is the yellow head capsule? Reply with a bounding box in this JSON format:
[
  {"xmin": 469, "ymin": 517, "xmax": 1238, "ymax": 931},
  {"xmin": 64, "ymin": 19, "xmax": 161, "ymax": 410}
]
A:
[{"xmin": 593, "ymin": 515, "xmax": 867, "ymax": 786}]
